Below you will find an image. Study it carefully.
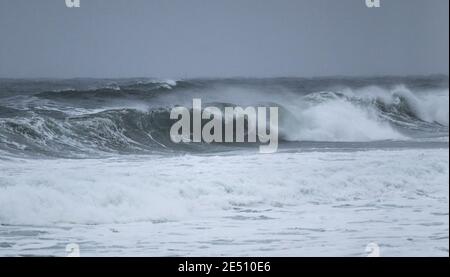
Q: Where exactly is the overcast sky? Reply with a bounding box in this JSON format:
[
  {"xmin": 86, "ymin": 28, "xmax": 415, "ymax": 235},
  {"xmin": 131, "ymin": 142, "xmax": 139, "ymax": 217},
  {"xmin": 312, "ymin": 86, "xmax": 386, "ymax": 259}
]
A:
[{"xmin": 0, "ymin": 0, "xmax": 448, "ymax": 78}]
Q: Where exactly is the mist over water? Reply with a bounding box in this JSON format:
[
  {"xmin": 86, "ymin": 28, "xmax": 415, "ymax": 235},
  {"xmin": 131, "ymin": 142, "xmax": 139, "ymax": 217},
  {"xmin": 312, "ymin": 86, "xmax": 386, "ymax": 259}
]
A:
[{"xmin": 0, "ymin": 76, "xmax": 448, "ymax": 158}]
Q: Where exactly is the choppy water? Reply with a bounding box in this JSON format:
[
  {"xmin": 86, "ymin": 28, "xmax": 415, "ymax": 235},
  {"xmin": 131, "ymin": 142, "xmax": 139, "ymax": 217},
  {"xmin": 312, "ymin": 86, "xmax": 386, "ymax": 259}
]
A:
[
  {"xmin": 0, "ymin": 76, "xmax": 448, "ymax": 157},
  {"xmin": 0, "ymin": 76, "xmax": 448, "ymax": 256}
]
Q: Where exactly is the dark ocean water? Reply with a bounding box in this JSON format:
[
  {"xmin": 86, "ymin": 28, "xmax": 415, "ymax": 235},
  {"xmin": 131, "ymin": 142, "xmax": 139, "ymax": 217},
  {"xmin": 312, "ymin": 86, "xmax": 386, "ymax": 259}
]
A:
[{"xmin": 0, "ymin": 76, "xmax": 448, "ymax": 157}]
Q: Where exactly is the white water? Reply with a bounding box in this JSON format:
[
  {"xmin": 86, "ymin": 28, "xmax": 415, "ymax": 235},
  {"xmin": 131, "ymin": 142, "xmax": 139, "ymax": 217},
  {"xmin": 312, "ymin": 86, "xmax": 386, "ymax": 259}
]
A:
[
  {"xmin": 279, "ymin": 86, "xmax": 449, "ymax": 142},
  {"xmin": 0, "ymin": 148, "xmax": 448, "ymax": 256},
  {"xmin": 281, "ymin": 98, "xmax": 406, "ymax": 141},
  {"xmin": 153, "ymin": 84, "xmax": 449, "ymax": 142}
]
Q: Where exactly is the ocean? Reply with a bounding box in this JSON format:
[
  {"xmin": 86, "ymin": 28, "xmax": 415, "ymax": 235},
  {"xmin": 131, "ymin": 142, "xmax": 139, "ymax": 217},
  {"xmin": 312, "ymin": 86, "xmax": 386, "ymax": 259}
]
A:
[{"xmin": 0, "ymin": 76, "xmax": 448, "ymax": 256}]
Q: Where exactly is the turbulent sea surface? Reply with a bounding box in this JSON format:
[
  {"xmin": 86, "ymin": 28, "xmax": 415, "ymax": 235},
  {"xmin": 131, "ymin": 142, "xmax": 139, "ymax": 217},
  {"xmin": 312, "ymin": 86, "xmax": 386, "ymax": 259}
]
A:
[{"xmin": 0, "ymin": 76, "xmax": 448, "ymax": 256}]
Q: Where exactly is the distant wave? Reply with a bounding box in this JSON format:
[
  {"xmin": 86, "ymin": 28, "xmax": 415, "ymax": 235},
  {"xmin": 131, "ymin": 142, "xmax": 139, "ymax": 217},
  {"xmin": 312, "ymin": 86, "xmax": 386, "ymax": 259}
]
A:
[{"xmin": 37, "ymin": 79, "xmax": 180, "ymax": 98}]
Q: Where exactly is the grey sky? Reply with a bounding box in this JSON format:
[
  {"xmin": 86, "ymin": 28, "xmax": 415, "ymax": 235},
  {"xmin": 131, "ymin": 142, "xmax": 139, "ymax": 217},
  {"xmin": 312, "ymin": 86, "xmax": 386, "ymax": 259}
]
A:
[{"xmin": 0, "ymin": 0, "xmax": 448, "ymax": 78}]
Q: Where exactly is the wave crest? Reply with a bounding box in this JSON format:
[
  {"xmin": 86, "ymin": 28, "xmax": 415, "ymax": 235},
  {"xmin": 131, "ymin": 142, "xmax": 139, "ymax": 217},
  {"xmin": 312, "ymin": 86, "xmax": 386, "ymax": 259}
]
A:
[{"xmin": 0, "ymin": 78, "xmax": 448, "ymax": 157}]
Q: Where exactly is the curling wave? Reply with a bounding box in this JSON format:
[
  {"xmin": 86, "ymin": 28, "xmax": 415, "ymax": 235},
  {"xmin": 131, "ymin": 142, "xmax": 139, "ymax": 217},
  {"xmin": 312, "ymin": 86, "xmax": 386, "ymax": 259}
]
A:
[{"xmin": 0, "ymin": 77, "xmax": 448, "ymax": 157}]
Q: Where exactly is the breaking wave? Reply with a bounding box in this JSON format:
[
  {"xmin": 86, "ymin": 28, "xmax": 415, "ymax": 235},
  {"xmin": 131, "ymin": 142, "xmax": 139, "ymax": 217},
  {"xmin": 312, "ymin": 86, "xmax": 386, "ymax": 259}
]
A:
[{"xmin": 0, "ymin": 77, "xmax": 448, "ymax": 157}]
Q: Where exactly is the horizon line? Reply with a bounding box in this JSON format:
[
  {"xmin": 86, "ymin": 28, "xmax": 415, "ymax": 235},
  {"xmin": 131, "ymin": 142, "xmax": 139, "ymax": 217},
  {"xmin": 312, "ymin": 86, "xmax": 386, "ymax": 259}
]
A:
[{"xmin": 0, "ymin": 73, "xmax": 448, "ymax": 81}]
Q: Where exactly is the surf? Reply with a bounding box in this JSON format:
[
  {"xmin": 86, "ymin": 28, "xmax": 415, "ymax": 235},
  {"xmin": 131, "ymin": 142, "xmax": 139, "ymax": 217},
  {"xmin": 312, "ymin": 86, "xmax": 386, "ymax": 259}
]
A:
[{"xmin": 0, "ymin": 76, "xmax": 448, "ymax": 157}]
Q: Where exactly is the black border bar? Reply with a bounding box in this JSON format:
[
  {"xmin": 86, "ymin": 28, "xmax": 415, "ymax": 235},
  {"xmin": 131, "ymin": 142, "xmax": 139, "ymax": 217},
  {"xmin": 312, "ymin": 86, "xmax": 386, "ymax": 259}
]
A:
[{"xmin": 0, "ymin": 257, "xmax": 448, "ymax": 275}]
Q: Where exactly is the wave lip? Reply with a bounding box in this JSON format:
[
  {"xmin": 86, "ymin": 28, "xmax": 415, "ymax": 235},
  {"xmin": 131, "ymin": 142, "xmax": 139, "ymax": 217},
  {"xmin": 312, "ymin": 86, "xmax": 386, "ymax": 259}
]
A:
[{"xmin": 279, "ymin": 85, "xmax": 448, "ymax": 142}]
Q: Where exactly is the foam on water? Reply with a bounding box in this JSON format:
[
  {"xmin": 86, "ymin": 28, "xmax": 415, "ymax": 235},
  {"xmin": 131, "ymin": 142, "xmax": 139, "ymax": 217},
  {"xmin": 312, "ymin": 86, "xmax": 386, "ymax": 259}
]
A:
[
  {"xmin": 0, "ymin": 149, "xmax": 448, "ymax": 225},
  {"xmin": 0, "ymin": 77, "xmax": 448, "ymax": 256},
  {"xmin": 0, "ymin": 149, "xmax": 448, "ymax": 256}
]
